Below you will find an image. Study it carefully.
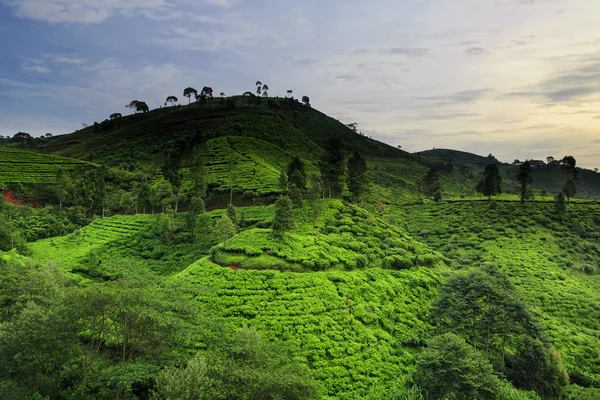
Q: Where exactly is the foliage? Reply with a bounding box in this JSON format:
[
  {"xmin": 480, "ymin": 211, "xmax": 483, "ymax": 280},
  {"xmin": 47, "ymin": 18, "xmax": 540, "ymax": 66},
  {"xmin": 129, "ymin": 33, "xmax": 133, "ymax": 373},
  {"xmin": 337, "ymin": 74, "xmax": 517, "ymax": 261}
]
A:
[
  {"xmin": 272, "ymin": 196, "xmax": 295, "ymax": 239},
  {"xmin": 321, "ymin": 137, "xmax": 345, "ymax": 198},
  {"xmin": 516, "ymin": 161, "xmax": 534, "ymax": 203},
  {"xmin": 415, "ymin": 333, "xmax": 502, "ymax": 399},
  {"xmin": 478, "ymin": 164, "xmax": 503, "ymax": 199},
  {"xmin": 347, "ymin": 150, "xmax": 368, "ymax": 202},
  {"xmin": 289, "ymin": 184, "xmax": 303, "ymax": 208}
]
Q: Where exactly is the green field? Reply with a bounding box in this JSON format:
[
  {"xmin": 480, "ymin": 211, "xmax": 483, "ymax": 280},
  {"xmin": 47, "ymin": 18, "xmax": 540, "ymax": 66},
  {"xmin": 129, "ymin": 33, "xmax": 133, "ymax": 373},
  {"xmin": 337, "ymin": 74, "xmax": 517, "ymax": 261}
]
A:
[{"xmin": 0, "ymin": 146, "xmax": 93, "ymax": 183}]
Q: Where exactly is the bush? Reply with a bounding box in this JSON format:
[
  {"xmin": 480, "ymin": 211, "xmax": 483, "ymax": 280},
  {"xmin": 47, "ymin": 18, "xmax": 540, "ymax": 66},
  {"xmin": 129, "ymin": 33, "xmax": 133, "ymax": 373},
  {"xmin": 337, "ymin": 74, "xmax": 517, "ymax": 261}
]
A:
[{"xmin": 225, "ymin": 98, "xmax": 236, "ymax": 109}]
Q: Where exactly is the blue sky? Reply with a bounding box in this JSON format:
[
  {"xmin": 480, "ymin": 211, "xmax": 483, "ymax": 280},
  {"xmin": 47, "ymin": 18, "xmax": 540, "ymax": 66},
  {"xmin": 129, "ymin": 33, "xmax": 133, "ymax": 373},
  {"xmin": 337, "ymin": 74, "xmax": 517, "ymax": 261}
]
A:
[{"xmin": 1, "ymin": 0, "xmax": 600, "ymax": 168}]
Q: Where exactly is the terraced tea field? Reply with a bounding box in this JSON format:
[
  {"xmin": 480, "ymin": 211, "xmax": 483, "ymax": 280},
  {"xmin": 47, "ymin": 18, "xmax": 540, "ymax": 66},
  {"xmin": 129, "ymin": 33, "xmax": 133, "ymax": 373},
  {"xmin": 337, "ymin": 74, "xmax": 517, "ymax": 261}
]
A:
[
  {"xmin": 28, "ymin": 214, "xmax": 158, "ymax": 271},
  {"xmin": 0, "ymin": 146, "xmax": 93, "ymax": 183}
]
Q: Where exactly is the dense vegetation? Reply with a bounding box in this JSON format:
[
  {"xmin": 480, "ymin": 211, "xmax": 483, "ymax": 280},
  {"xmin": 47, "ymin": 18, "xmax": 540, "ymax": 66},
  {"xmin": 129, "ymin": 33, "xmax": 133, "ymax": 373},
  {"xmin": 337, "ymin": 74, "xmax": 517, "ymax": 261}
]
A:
[{"xmin": 1, "ymin": 91, "xmax": 600, "ymax": 399}]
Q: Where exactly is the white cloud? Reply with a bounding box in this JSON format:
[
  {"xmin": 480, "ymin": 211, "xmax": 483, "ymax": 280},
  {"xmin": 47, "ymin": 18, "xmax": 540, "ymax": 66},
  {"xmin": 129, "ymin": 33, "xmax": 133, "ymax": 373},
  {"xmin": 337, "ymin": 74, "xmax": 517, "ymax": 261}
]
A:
[
  {"xmin": 28, "ymin": 65, "xmax": 52, "ymax": 74},
  {"xmin": 11, "ymin": 0, "xmax": 171, "ymax": 23}
]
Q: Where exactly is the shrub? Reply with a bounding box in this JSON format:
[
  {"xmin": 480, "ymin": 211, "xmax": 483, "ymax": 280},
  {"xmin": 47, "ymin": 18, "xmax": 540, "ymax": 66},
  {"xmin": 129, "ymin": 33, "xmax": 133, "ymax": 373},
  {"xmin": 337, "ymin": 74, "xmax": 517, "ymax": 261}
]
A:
[{"xmin": 225, "ymin": 98, "xmax": 236, "ymax": 109}]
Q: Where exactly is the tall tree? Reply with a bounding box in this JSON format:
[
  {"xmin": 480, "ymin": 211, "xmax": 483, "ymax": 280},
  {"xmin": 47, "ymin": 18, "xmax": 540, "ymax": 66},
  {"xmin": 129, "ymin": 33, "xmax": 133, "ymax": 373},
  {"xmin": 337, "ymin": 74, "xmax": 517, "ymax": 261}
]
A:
[
  {"xmin": 320, "ymin": 137, "xmax": 345, "ymax": 198},
  {"xmin": 256, "ymin": 81, "xmax": 262, "ymax": 96},
  {"xmin": 272, "ymin": 196, "xmax": 295, "ymax": 240},
  {"xmin": 201, "ymin": 87, "xmax": 214, "ymax": 111},
  {"xmin": 516, "ymin": 160, "xmax": 533, "ymax": 203},
  {"xmin": 478, "ymin": 164, "xmax": 502, "ymax": 200},
  {"xmin": 278, "ymin": 171, "xmax": 288, "ymax": 193},
  {"xmin": 226, "ymin": 203, "xmax": 237, "ymax": 226},
  {"xmin": 261, "ymin": 84, "xmax": 269, "ymax": 97},
  {"xmin": 135, "ymin": 101, "xmax": 149, "ymax": 113},
  {"xmin": 560, "ymin": 155, "xmax": 577, "ymax": 202},
  {"xmin": 286, "ymin": 89, "xmax": 293, "ymax": 98},
  {"xmin": 166, "ymin": 96, "xmax": 178, "ymax": 106},
  {"xmin": 183, "ymin": 87, "xmax": 197, "ymax": 104},
  {"xmin": 562, "ymin": 179, "xmax": 577, "ymax": 203},
  {"xmin": 302, "ymin": 96, "xmax": 310, "ymax": 106},
  {"xmin": 347, "ymin": 150, "xmax": 368, "ymax": 202},
  {"xmin": 422, "ymin": 166, "xmax": 442, "ymax": 199},
  {"xmin": 289, "ymin": 184, "xmax": 303, "ymax": 208},
  {"xmin": 287, "ymin": 157, "xmax": 307, "ymax": 191}
]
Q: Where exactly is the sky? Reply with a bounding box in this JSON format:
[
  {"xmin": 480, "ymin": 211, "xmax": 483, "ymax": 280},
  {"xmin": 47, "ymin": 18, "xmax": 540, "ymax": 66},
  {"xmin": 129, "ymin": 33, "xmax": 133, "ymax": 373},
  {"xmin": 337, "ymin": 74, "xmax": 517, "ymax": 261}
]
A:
[{"xmin": 1, "ymin": 0, "xmax": 600, "ymax": 168}]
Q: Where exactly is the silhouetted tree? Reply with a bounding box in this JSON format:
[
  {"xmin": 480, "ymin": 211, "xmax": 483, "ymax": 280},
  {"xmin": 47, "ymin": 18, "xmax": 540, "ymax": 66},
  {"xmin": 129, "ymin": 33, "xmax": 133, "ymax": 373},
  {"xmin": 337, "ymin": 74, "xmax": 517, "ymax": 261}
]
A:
[
  {"xmin": 478, "ymin": 164, "xmax": 502, "ymax": 200},
  {"xmin": 109, "ymin": 113, "xmax": 122, "ymax": 120},
  {"xmin": 183, "ymin": 87, "xmax": 197, "ymax": 104},
  {"xmin": 560, "ymin": 156, "xmax": 577, "ymax": 202},
  {"xmin": 347, "ymin": 150, "xmax": 368, "ymax": 202},
  {"xmin": 286, "ymin": 89, "xmax": 293, "ymax": 98},
  {"xmin": 135, "ymin": 101, "xmax": 149, "ymax": 113},
  {"xmin": 262, "ymin": 84, "xmax": 269, "ymax": 97},
  {"xmin": 516, "ymin": 160, "xmax": 534, "ymax": 203},
  {"xmin": 256, "ymin": 81, "xmax": 262, "ymax": 95},
  {"xmin": 166, "ymin": 96, "xmax": 178, "ymax": 106},
  {"xmin": 302, "ymin": 96, "xmax": 311, "ymax": 106},
  {"xmin": 201, "ymin": 87, "xmax": 214, "ymax": 111}
]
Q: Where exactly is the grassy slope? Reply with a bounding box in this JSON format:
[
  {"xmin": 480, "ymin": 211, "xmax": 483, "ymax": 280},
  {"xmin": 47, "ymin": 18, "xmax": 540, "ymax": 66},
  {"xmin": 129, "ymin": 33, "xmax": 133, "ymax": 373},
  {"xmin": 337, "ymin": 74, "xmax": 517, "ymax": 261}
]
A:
[
  {"xmin": 0, "ymin": 146, "xmax": 93, "ymax": 184},
  {"xmin": 402, "ymin": 201, "xmax": 600, "ymax": 384}
]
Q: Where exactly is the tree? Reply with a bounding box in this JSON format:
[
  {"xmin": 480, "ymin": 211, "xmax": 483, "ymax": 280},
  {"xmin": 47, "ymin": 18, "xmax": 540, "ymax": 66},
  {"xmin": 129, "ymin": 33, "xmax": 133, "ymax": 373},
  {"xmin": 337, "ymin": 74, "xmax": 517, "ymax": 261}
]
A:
[
  {"xmin": 226, "ymin": 203, "xmax": 237, "ymax": 226},
  {"xmin": 516, "ymin": 160, "xmax": 533, "ymax": 203},
  {"xmin": 194, "ymin": 213, "xmax": 214, "ymax": 249},
  {"xmin": 347, "ymin": 150, "xmax": 368, "ymax": 202},
  {"xmin": 215, "ymin": 214, "xmax": 236, "ymax": 242},
  {"xmin": 109, "ymin": 113, "xmax": 122, "ymax": 120},
  {"xmin": 158, "ymin": 207, "xmax": 176, "ymax": 244},
  {"xmin": 166, "ymin": 96, "xmax": 178, "ymax": 106},
  {"xmin": 431, "ymin": 266, "xmax": 539, "ymax": 361},
  {"xmin": 287, "ymin": 157, "xmax": 307, "ymax": 191},
  {"xmin": 183, "ymin": 87, "xmax": 197, "ymax": 104},
  {"xmin": 12, "ymin": 132, "xmax": 32, "ymax": 144},
  {"xmin": 55, "ymin": 169, "xmax": 72, "ymax": 210},
  {"xmin": 131, "ymin": 101, "xmax": 149, "ymax": 113},
  {"xmin": 133, "ymin": 181, "xmax": 150, "ymax": 214},
  {"xmin": 506, "ymin": 337, "xmax": 569, "ymax": 399},
  {"xmin": 152, "ymin": 327, "xmax": 319, "ymax": 400},
  {"xmin": 201, "ymin": 87, "xmax": 214, "ymax": 111},
  {"xmin": 278, "ymin": 170, "xmax": 288, "ymax": 193},
  {"xmin": 415, "ymin": 333, "xmax": 501, "ymax": 399},
  {"xmin": 422, "ymin": 166, "xmax": 442, "ymax": 199},
  {"xmin": 126, "ymin": 100, "xmax": 140, "ymax": 111},
  {"xmin": 272, "ymin": 196, "xmax": 295, "ymax": 240},
  {"xmin": 186, "ymin": 196, "xmax": 205, "ymax": 232},
  {"xmin": 286, "ymin": 89, "xmax": 293, "ymax": 98},
  {"xmin": 302, "ymin": 96, "xmax": 310, "ymax": 106},
  {"xmin": 320, "ymin": 137, "xmax": 345, "ymax": 198},
  {"xmin": 256, "ymin": 81, "xmax": 262, "ymax": 95},
  {"xmin": 289, "ymin": 184, "xmax": 303, "ymax": 208},
  {"xmin": 478, "ymin": 164, "xmax": 502, "ymax": 200},
  {"xmin": 262, "ymin": 84, "xmax": 269, "ymax": 97},
  {"xmin": 562, "ymin": 179, "xmax": 577, "ymax": 203}
]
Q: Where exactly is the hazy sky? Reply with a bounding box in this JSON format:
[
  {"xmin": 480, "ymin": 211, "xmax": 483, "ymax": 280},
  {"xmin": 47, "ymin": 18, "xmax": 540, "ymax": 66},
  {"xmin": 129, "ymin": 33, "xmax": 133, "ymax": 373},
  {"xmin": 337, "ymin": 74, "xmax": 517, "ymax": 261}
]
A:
[{"xmin": 1, "ymin": 0, "xmax": 600, "ymax": 167}]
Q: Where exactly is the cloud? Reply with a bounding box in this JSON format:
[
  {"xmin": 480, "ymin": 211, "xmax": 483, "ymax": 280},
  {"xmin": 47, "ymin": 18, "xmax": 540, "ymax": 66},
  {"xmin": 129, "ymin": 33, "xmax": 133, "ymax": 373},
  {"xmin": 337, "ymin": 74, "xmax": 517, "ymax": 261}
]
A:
[
  {"xmin": 385, "ymin": 48, "xmax": 430, "ymax": 58},
  {"xmin": 415, "ymin": 89, "xmax": 492, "ymax": 104},
  {"xmin": 27, "ymin": 65, "xmax": 52, "ymax": 74},
  {"xmin": 11, "ymin": 0, "xmax": 171, "ymax": 23},
  {"xmin": 459, "ymin": 40, "xmax": 479, "ymax": 46},
  {"xmin": 465, "ymin": 47, "xmax": 489, "ymax": 56}
]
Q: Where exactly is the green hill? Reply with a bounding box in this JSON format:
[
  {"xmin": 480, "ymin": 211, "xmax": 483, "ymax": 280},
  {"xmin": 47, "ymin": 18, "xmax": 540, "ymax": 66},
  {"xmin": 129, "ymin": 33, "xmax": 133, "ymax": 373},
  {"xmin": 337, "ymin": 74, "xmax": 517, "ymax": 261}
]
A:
[{"xmin": 2, "ymin": 97, "xmax": 600, "ymax": 400}]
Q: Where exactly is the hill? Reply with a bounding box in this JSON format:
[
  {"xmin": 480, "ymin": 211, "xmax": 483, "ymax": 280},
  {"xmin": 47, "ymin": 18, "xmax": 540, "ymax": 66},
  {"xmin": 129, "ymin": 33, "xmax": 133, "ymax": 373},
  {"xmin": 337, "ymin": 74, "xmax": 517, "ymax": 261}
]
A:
[{"xmin": 419, "ymin": 148, "xmax": 600, "ymax": 198}]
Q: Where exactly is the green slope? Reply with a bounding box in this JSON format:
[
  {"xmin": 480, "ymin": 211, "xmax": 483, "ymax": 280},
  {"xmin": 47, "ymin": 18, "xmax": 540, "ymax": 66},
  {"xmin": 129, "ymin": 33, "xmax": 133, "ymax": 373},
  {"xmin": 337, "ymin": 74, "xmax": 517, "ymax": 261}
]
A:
[
  {"xmin": 403, "ymin": 201, "xmax": 600, "ymax": 385},
  {"xmin": 0, "ymin": 146, "xmax": 93, "ymax": 183}
]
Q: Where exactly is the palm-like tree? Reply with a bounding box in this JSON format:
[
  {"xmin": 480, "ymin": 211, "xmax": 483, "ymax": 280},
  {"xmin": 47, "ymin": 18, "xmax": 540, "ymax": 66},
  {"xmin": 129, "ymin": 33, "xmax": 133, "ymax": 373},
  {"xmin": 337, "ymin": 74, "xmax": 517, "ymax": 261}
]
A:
[
  {"xmin": 286, "ymin": 89, "xmax": 293, "ymax": 98},
  {"xmin": 262, "ymin": 84, "xmax": 269, "ymax": 97},
  {"xmin": 201, "ymin": 87, "xmax": 214, "ymax": 111},
  {"xmin": 183, "ymin": 87, "xmax": 198, "ymax": 104}
]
